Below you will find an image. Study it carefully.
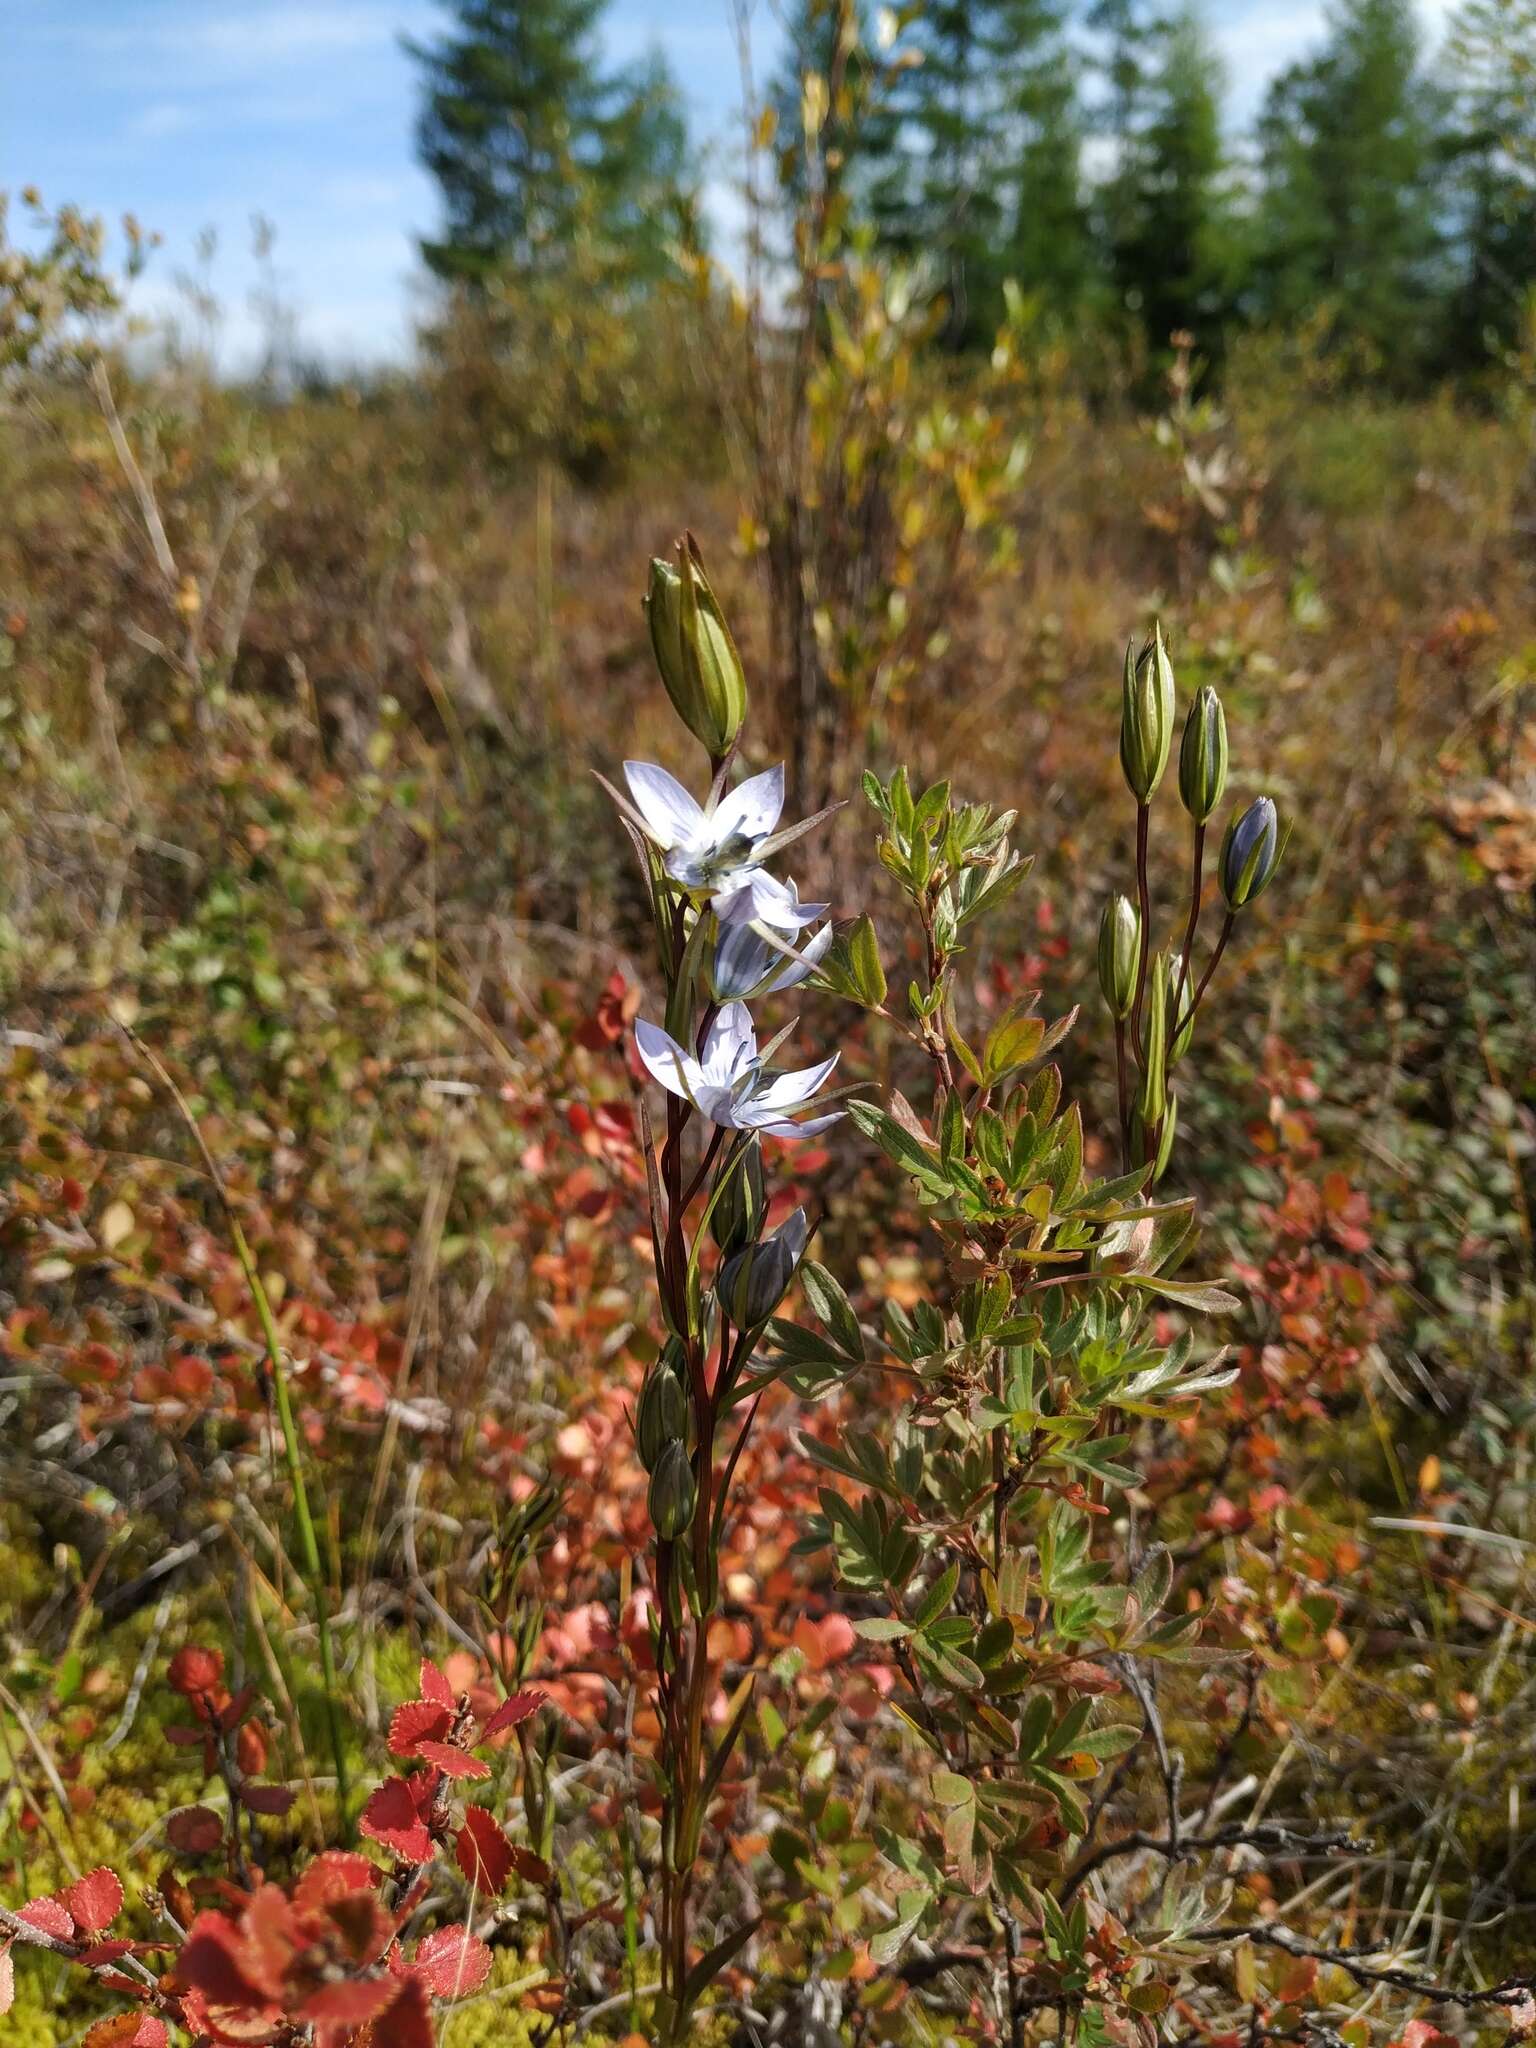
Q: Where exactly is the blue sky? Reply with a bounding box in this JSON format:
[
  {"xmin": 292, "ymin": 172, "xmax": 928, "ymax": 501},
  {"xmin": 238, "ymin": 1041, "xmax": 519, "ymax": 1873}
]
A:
[{"xmin": 3, "ymin": 1, "xmax": 1456, "ymax": 368}]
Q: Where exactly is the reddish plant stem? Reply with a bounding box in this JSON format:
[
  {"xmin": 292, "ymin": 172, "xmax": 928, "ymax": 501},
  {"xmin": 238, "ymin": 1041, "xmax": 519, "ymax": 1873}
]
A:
[{"xmin": 1175, "ymin": 909, "xmax": 1235, "ymax": 1041}]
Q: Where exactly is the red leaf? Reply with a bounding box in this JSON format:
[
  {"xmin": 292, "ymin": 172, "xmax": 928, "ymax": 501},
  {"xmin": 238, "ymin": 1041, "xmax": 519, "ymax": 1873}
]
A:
[
  {"xmin": 409, "ymin": 1742, "xmax": 490, "ymax": 1781},
  {"xmin": 74, "ymin": 1940, "xmax": 136, "ymax": 1965},
  {"xmin": 454, "ymin": 1806, "xmax": 514, "ymax": 1894},
  {"xmin": 178, "ymin": 1910, "xmax": 263, "ymax": 2004},
  {"xmin": 241, "ymin": 1886, "xmax": 300, "ymax": 1999},
  {"xmin": 480, "ymin": 1690, "xmax": 544, "ymax": 1740},
  {"xmin": 418, "ymin": 1659, "xmax": 455, "ymax": 1709},
  {"xmin": 297, "ymin": 1974, "xmax": 398, "ymax": 2025},
  {"xmin": 507, "ymin": 1846, "xmax": 553, "ymax": 1886},
  {"xmin": 219, "ymin": 1684, "xmax": 259, "ymax": 1733},
  {"xmin": 388, "ymin": 1699, "xmax": 453, "ymax": 1758},
  {"xmin": 18, "ymin": 1896, "xmax": 74, "ymax": 1939},
  {"xmin": 81, "ymin": 2016, "xmax": 170, "ymax": 2048},
  {"xmin": 291, "ymin": 1851, "xmax": 379, "ymax": 1916},
  {"xmin": 359, "ymin": 1777, "xmax": 435, "ymax": 1862},
  {"xmin": 238, "ymin": 1781, "xmax": 296, "ymax": 1815},
  {"xmin": 59, "ymin": 1867, "xmax": 124, "ymax": 1934},
  {"xmin": 411, "ymin": 1924, "xmax": 492, "ymax": 1999},
  {"xmin": 168, "ymin": 1646, "xmax": 225, "ymax": 1698},
  {"xmin": 168, "ymin": 1806, "xmax": 226, "ymax": 1855},
  {"xmin": 370, "ymin": 1975, "xmax": 435, "ymax": 2048}
]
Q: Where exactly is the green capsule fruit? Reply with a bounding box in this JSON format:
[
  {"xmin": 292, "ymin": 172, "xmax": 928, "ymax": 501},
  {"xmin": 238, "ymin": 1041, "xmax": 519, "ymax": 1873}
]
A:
[
  {"xmin": 1166, "ymin": 949, "xmax": 1194, "ymax": 1062},
  {"xmin": 636, "ymin": 1356, "xmax": 688, "ymax": 1472},
  {"xmin": 1178, "ymin": 685, "xmax": 1228, "ymax": 825},
  {"xmin": 645, "ymin": 538, "xmax": 747, "ymax": 760},
  {"xmin": 1097, "ymin": 894, "xmax": 1142, "ymax": 1020},
  {"xmin": 709, "ymin": 1137, "xmax": 765, "ymax": 1257},
  {"xmin": 1120, "ymin": 622, "xmax": 1176, "ymax": 803},
  {"xmin": 1137, "ymin": 952, "xmax": 1169, "ymax": 1129},
  {"xmin": 648, "ymin": 1437, "xmax": 697, "ymax": 1540}
]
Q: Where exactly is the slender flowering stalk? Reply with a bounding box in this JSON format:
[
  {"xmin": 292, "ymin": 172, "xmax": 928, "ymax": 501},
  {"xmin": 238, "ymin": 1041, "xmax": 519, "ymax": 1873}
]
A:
[{"xmin": 602, "ymin": 541, "xmax": 846, "ymax": 2039}]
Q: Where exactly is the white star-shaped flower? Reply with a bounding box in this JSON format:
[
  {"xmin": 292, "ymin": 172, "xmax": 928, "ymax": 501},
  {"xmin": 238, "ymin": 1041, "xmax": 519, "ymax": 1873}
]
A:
[
  {"xmin": 634, "ymin": 1003, "xmax": 841, "ymax": 1138},
  {"xmin": 619, "ymin": 761, "xmax": 830, "ymax": 929}
]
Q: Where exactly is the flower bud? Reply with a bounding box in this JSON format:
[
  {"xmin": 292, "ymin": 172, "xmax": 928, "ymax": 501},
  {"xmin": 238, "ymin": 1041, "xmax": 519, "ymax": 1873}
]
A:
[
  {"xmin": 645, "ymin": 538, "xmax": 747, "ymax": 760},
  {"xmin": 1137, "ymin": 952, "xmax": 1169, "ymax": 1128},
  {"xmin": 1165, "ymin": 950, "xmax": 1194, "ymax": 1062},
  {"xmin": 718, "ymin": 1208, "xmax": 808, "ymax": 1329},
  {"xmin": 648, "ymin": 1437, "xmax": 697, "ymax": 1540},
  {"xmin": 1219, "ymin": 796, "xmax": 1282, "ymax": 910},
  {"xmin": 1097, "ymin": 895, "xmax": 1142, "ymax": 1020},
  {"xmin": 1178, "ymin": 685, "xmax": 1227, "ymax": 824},
  {"xmin": 1119, "ymin": 622, "xmax": 1176, "ymax": 803},
  {"xmin": 710, "ymin": 1138, "xmax": 765, "ymax": 1257},
  {"xmin": 709, "ymin": 922, "xmax": 831, "ymax": 1003},
  {"xmin": 636, "ymin": 1352, "xmax": 689, "ymax": 1472}
]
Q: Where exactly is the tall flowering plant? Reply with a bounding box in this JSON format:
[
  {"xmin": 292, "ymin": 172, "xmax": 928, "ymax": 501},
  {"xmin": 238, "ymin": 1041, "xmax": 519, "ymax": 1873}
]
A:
[
  {"xmin": 600, "ymin": 537, "xmax": 847, "ymax": 2035},
  {"xmin": 607, "ymin": 557, "xmax": 1314, "ymax": 2038}
]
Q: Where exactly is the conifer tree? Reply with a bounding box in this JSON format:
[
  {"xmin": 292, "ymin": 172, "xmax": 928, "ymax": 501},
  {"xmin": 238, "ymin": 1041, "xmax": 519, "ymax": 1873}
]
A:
[
  {"xmin": 411, "ymin": 0, "xmax": 694, "ymax": 287},
  {"xmin": 1254, "ymin": 0, "xmax": 1449, "ymax": 380},
  {"xmin": 1443, "ymin": 0, "xmax": 1536, "ymax": 371},
  {"xmin": 857, "ymin": 0, "xmax": 1094, "ymax": 345},
  {"xmin": 1101, "ymin": 8, "xmax": 1239, "ymax": 366}
]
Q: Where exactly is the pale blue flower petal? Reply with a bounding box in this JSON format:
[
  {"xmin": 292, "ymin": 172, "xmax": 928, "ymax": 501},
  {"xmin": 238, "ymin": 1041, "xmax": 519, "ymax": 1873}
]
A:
[
  {"xmin": 624, "ymin": 761, "xmax": 706, "ymax": 850},
  {"xmin": 710, "ymin": 764, "xmax": 785, "ymax": 846}
]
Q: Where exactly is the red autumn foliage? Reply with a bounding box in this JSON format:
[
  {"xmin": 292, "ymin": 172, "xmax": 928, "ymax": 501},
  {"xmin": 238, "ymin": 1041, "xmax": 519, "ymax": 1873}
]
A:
[
  {"xmin": 361, "ymin": 1661, "xmax": 541, "ymax": 1892},
  {"xmin": 176, "ymin": 1851, "xmax": 489, "ymax": 2046}
]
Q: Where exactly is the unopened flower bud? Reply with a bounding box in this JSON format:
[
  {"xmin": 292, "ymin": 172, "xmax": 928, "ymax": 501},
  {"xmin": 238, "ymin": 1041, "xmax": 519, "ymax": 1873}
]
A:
[
  {"xmin": 710, "ymin": 1138, "xmax": 765, "ymax": 1257},
  {"xmin": 1178, "ymin": 686, "xmax": 1227, "ymax": 824},
  {"xmin": 636, "ymin": 1352, "xmax": 689, "ymax": 1471},
  {"xmin": 1137, "ymin": 952, "xmax": 1169, "ymax": 1128},
  {"xmin": 1219, "ymin": 796, "xmax": 1283, "ymax": 910},
  {"xmin": 1120, "ymin": 622, "xmax": 1176, "ymax": 803},
  {"xmin": 648, "ymin": 1437, "xmax": 697, "ymax": 1539},
  {"xmin": 1097, "ymin": 895, "xmax": 1142, "ymax": 1020},
  {"xmin": 645, "ymin": 538, "xmax": 747, "ymax": 760},
  {"xmin": 718, "ymin": 1208, "xmax": 808, "ymax": 1329}
]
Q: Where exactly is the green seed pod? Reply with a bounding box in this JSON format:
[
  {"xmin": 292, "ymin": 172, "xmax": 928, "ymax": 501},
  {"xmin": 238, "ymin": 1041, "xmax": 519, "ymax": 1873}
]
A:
[
  {"xmin": 1152, "ymin": 1092, "xmax": 1178, "ymax": 1184},
  {"xmin": 1166, "ymin": 949, "xmax": 1194, "ymax": 1062},
  {"xmin": 709, "ymin": 1137, "xmax": 765, "ymax": 1257},
  {"xmin": 636, "ymin": 1355, "xmax": 688, "ymax": 1472},
  {"xmin": 1097, "ymin": 894, "xmax": 1142, "ymax": 1020},
  {"xmin": 1219, "ymin": 796, "xmax": 1283, "ymax": 910},
  {"xmin": 1137, "ymin": 952, "xmax": 1169, "ymax": 1128},
  {"xmin": 645, "ymin": 538, "xmax": 747, "ymax": 760},
  {"xmin": 1178, "ymin": 685, "xmax": 1228, "ymax": 825},
  {"xmin": 648, "ymin": 1437, "xmax": 697, "ymax": 1540},
  {"xmin": 1119, "ymin": 622, "xmax": 1176, "ymax": 803}
]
